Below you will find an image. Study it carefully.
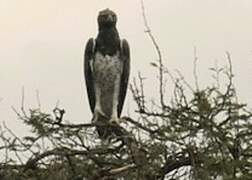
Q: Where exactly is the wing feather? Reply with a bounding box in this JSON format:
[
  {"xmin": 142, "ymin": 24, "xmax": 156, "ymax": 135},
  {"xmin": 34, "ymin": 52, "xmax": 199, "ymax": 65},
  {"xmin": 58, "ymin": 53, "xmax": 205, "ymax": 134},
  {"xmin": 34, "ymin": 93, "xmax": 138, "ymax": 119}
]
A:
[
  {"xmin": 118, "ymin": 39, "xmax": 130, "ymax": 116},
  {"xmin": 84, "ymin": 38, "xmax": 96, "ymax": 113}
]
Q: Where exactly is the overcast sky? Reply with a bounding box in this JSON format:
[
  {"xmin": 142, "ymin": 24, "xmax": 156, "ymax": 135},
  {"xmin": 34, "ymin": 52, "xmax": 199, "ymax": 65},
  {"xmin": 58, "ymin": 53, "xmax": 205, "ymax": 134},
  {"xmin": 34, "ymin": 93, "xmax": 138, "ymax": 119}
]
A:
[{"xmin": 1, "ymin": 0, "xmax": 252, "ymax": 136}]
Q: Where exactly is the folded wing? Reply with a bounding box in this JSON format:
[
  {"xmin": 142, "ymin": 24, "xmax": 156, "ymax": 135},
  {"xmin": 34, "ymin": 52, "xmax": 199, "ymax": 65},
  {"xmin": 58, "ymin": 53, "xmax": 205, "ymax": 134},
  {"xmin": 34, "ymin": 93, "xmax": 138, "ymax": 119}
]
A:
[
  {"xmin": 84, "ymin": 38, "xmax": 96, "ymax": 113},
  {"xmin": 118, "ymin": 39, "xmax": 130, "ymax": 116}
]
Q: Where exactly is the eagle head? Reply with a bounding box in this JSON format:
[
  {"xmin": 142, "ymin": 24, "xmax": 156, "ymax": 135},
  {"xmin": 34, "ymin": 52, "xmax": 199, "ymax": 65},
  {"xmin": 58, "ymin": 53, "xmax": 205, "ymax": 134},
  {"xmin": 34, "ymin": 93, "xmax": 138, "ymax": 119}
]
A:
[{"xmin": 98, "ymin": 8, "xmax": 117, "ymax": 28}]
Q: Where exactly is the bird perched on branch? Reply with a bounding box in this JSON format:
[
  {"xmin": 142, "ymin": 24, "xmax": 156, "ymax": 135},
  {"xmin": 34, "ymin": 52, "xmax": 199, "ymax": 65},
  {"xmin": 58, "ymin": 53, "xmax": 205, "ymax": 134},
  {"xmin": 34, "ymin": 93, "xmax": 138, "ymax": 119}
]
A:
[{"xmin": 84, "ymin": 9, "xmax": 130, "ymax": 139}]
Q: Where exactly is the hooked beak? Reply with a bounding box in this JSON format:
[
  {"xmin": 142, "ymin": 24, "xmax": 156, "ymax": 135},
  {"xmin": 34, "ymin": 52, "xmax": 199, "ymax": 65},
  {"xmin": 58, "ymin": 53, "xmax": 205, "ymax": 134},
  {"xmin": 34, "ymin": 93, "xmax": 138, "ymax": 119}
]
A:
[{"xmin": 107, "ymin": 14, "xmax": 113, "ymax": 22}]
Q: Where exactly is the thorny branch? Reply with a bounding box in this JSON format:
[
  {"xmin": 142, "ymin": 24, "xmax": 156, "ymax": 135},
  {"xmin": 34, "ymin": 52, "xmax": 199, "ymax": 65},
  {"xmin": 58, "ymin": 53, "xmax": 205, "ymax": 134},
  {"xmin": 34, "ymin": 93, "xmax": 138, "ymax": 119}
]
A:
[
  {"xmin": 193, "ymin": 46, "xmax": 199, "ymax": 91},
  {"xmin": 140, "ymin": 0, "xmax": 166, "ymax": 109},
  {"xmin": 1, "ymin": 58, "xmax": 252, "ymax": 180}
]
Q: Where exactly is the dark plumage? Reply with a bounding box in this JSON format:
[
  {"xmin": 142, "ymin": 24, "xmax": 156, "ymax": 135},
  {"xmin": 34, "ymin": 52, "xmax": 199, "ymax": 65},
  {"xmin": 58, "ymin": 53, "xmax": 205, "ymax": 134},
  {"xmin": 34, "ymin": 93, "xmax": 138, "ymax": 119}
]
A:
[{"xmin": 84, "ymin": 9, "xmax": 130, "ymax": 139}]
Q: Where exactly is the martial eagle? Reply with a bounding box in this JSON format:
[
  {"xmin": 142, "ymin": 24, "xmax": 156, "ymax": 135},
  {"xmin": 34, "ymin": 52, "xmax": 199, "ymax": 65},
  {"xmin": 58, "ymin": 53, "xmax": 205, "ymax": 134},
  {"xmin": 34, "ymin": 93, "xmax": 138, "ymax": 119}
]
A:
[{"xmin": 84, "ymin": 9, "xmax": 130, "ymax": 139}]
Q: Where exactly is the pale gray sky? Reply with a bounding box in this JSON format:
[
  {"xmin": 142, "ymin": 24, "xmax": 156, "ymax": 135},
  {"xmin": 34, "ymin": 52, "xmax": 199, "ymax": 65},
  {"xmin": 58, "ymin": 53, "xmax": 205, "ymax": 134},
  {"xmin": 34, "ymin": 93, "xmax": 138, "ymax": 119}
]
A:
[{"xmin": 1, "ymin": 0, "xmax": 252, "ymax": 136}]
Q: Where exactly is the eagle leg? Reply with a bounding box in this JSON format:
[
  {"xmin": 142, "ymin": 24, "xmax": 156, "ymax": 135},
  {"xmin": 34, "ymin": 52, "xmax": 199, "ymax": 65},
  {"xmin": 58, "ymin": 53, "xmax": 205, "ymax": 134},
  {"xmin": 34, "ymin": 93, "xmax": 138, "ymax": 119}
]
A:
[
  {"xmin": 93, "ymin": 84, "xmax": 106, "ymax": 123},
  {"xmin": 109, "ymin": 117, "xmax": 120, "ymax": 124},
  {"xmin": 109, "ymin": 74, "xmax": 121, "ymax": 124}
]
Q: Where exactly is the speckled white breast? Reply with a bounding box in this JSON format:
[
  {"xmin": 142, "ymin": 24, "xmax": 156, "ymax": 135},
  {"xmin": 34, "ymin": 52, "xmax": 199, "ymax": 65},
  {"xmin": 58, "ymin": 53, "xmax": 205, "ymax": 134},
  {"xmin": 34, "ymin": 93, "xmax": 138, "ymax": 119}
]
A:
[
  {"xmin": 92, "ymin": 52, "xmax": 122, "ymax": 88},
  {"xmin": 91, "ymin": 51, "xmax": 123, "ymax": 116}
]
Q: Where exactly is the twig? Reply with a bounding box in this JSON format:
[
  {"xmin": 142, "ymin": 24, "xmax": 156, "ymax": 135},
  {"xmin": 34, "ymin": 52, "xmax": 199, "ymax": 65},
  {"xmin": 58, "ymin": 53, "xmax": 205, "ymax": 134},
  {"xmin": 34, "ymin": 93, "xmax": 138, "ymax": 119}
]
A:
[
  {"xmin": 25, "ymin": 146, "xmax": 121, "ymax": 170},
  {"xmin": 3, "ymin": 122, "xmax": 36, "ymax": 155},
  {"xmin": 36, "ymin": 90, "xmax": 41, "ymax": 109},
  {"xmin": 138, "ymin": 72, "xmax": 146, "ymax": 110},
  {"xmin": 175, "ymin": 70, "xmax": 194, "ymax": 93},
  {"xmin": 109, "ymin": 164, "xmax": 136, "ymax": 174},
  {"xmin": 21, "ymin": 87, "xmax": 28, "ymax": 118},
  {"xmin": 193, "ymin": 46, "xmax": 199, "ymax": 91},
  {"xmin": 140, "ymin": 0, "xmax": 166, "ymax": 109}
]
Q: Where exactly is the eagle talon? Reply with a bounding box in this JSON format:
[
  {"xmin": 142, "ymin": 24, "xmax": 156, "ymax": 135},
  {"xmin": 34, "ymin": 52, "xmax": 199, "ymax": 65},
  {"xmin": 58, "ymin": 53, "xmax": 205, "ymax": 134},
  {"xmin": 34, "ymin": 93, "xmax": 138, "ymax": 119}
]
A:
[
  {"xmin": 92, "ymin": 113, "xmax": 98, "ymax": 123},
  {"xmin": 92, "ymin": 110, "xmax": 107, "ymax": 122},
  {"xmin": 109, "ymin": 117, "xmax": 120, "ymax": 124}
]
